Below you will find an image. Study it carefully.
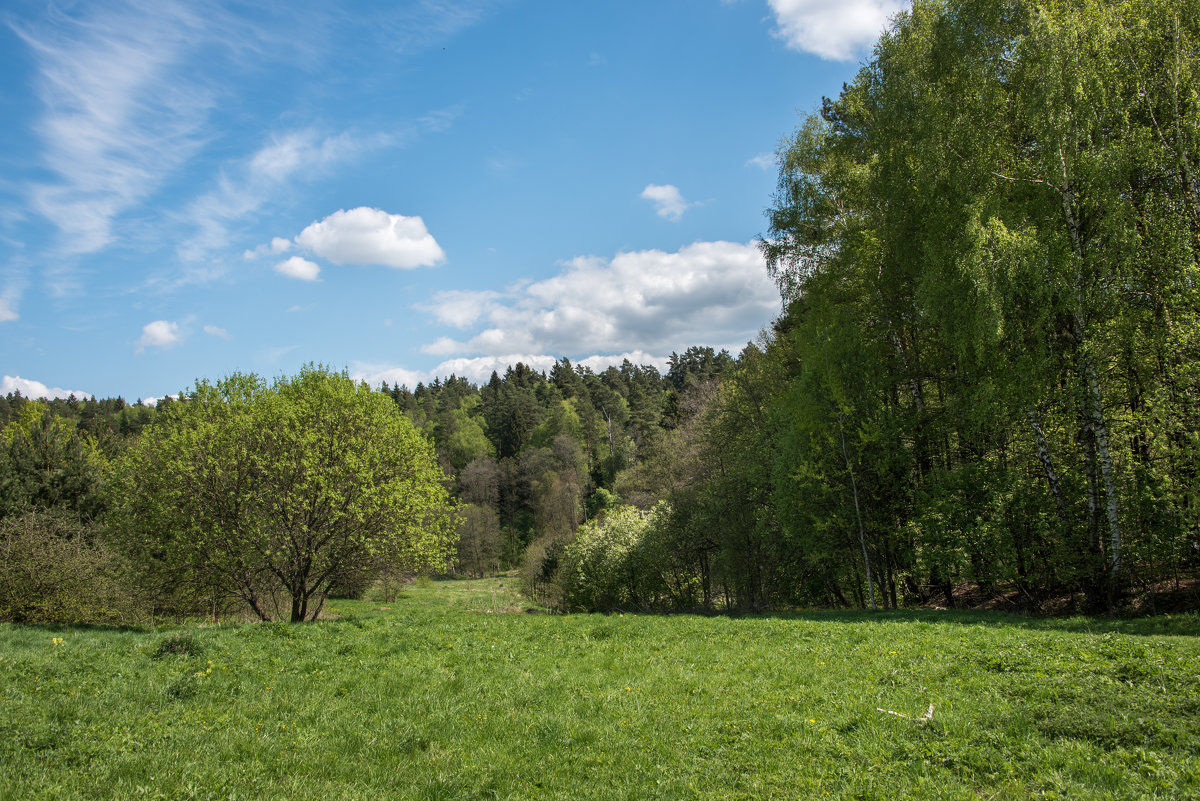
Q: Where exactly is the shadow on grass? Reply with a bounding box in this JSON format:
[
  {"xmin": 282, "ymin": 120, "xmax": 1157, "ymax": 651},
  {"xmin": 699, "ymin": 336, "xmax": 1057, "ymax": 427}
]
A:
[
  {"xmin": 2, "ymin": 620, "xmax": 158, "ymax": 634},
  {"xmin": 718, "ymin": 607, "xmax": 1200, "ymax": 637}
]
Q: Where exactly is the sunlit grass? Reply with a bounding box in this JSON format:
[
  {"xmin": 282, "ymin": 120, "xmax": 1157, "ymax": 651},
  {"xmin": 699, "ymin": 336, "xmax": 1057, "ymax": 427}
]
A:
[{"xmin": 2, "ymin": 578, "xmax": 1198, "ymax": 799}]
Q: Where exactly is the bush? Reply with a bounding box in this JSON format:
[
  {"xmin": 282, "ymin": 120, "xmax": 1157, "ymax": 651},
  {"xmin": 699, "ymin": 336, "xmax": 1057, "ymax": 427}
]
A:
[
  {"xmin": 0, "ymin": 511, "xmax": 142, "ymax": 624},
  {"xmin": 558, "ymin": 503, "xmax": 672, "ymax": 612}
]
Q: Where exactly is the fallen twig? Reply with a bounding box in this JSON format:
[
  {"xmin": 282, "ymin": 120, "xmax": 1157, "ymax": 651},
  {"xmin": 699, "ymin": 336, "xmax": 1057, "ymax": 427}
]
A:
[{"xmin": 877, "ymin": 704, "xmax": 934, "ymax": 722}]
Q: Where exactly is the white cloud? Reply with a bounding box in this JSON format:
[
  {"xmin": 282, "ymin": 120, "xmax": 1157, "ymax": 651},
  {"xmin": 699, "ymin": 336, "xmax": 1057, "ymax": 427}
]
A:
[
  {"xmin": 381, "ymin": 0, "xmax": 501, "ymax": 54},
  {"xmin": 746, "ymin": 153, "xmax": 774, "ymax": 170},
  {"xmin": 640, "ymin": 184, "xmax": 692, "ymax": 222},
  {"xmin": 242, "ymin": 236, "xmax": 293, "ymax": 260},
  {"xmin": 767, "ymin": 0, "xmax": 907, "ymax": 61},
  {"xmin": 140, "ymin": 393, "xmax": 180, "ymax": 407},
  {"xmin": 180, "ymin": 131, "xmax": 388, "ymax": 265},
  {"xmin": 576, "ymin": 352, "xmax": 670, "ymax": 373},
  {"xmin": 419, "ymin": 289, "xmax": 502, "ymax": 328},
  {"xmin": 0, "ymin": 294, "xmax": 17, "ymax": 323},
  {"xmin": 15, "ymin": 1, "xmax": 224, "ymax": 254},
  {"xmin": 295, "ymin": 207, "xmax": 445, "ymax": 269},
  {"xmin": 351, "ymin": 362, "xmax": 432, "ymax": 391},
  {"xmin": 136, "ymin": 319, "xmax": 181, "ymax": 351},
  {"xmin": 203, "ymin": 324, "xmax": 231, "ymax": 340},
  {"xmin": 258, "ymin": 344, "xmax": 297, "ymax": 365},
  {"xmin": 423, "ymin": 241, "xmax": 778, "ymax": 359},
  {"xmin": 274, "ymin": 256, "xmax": 321, "ymax": 281},
  {"xmin": 351, "ymin": 351, "xmax": 675, "ymax": 389},
  {"xmin": 1, "ymin": 376, "xmax": 89, "ymax": 400}
]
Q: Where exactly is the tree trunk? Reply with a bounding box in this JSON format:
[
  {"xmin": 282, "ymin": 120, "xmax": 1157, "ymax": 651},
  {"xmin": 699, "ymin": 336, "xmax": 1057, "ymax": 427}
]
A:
[
  {"xmin": 838, "ymin": 410, "xmax": 876, "ymax": 611},
  {"xmin": 1060, "ymin": 159, "xmax": 1122, "ymax": 602},
  {"xmin": 1027, "ymin": 406, "xmax": 1068, "ymax": 524}
]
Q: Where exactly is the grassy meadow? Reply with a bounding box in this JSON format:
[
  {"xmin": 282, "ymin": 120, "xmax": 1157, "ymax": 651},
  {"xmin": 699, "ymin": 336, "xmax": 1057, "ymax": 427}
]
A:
[{"xmin": 2, "ymin": 578, "xmax": 1199, "ymax": 800}]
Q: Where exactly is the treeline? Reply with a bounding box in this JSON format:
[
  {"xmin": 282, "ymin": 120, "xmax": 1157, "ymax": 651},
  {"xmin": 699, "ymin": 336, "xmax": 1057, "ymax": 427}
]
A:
[
  {"xmin": 375, "ymin": 350, "xmax": 735, "ymax": 581},
  {"xmin": 0, "ymin": 350, "xmax": 738, "ymax": 621}
]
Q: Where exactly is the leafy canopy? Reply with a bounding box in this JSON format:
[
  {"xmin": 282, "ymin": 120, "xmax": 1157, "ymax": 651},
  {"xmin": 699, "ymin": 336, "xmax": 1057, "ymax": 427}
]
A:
[{"xmin": 108, "ymin": 365, "xmax": 458, "ymax": 622}]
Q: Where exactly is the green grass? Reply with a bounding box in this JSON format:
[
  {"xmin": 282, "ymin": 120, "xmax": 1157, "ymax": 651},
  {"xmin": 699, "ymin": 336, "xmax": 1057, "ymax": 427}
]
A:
[{"xmin": 2, "ymin": 578, "xmax": 1198, "ymax": 800}]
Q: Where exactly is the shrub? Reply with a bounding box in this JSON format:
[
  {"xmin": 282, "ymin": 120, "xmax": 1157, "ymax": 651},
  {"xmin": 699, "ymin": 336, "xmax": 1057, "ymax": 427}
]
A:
[
  {"xmin": 0, "ymin": 510, "xmax": 142, "ymax": 624},
  {"xmin": 558, "ymin": 503, "xmax": 672, "ymax": 612},
  {"xmin": 151, "ymin": 633, "xmax": 204, "ymax": 659}
]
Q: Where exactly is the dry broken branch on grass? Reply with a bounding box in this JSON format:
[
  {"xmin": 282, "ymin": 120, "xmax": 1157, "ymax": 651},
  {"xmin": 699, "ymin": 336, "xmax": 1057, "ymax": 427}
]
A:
[{"xmin": 877, "ymin": 704, "xmax": 934, "ymax": 722}]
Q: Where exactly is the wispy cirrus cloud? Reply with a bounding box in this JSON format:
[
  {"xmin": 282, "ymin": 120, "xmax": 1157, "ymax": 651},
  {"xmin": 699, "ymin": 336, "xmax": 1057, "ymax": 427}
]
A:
[
  {"xmin": 378, "ymin": 0, "xmax": 510, "ymax": 55},
  {"xmin": 0, "ymin": 287, "xmax": 19, "ymax": 322},
  {"xmin": 13, "ymin": 0, "xmax": 225, "ymax": 255}
]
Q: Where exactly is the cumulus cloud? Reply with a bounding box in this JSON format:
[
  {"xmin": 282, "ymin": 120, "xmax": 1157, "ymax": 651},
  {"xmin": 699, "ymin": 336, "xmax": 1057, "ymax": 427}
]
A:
[
  {"xmin": 767, "ymin": 0, "xmax": 907, "ymax": 61},
  {"xmin": 1, "ymin": 375, "xmax": 89, "ymax": 400},
  {"xmin": 640, "ymin": 184, "xmax": 692, "ymax": 221},
  {"xmin": 140, "ymin": 393, "xmax": 180, "ymax": 407},
  {"xmin": 419, "ymin": 289, "xmax": 502, "ymax": 329},
  {"xmin": 136, "ymin": 319, "xmax": 181, "ymax": 351},
  {"xmin": 354, "ymin": 241, "xmax": 776, "ymax": 390},
  {"xmin": 274, "ymin": 256, "xmax": 321, "ymax": 281},
  {"xmin": 243, "ymin": 236, "xmax": 293, "ymax": 260},
  {"xmin": 203, "ymin": 324, "xmax": 231, "ymax": 339},
  {"xmin": 351, "ymin": 351, "xmax": 676, "ymax": 389},
  {"xmin": 423, "ymin": 241, "xmax": 778, "ymax": 359},
  {"xmin": 180, "ymin": 130, "xmax": 388, "ymax": 265},
  {"xmin": 350, "ymin": 362, "xmax": 434, "ymax": 391},
  {"xmin": 295, "ymin": 207, "xmax": 445, "ymax": 269}
]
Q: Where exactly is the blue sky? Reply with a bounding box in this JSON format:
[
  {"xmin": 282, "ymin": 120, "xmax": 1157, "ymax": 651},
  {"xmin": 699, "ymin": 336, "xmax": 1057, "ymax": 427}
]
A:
[{"xmin": 0, "ymin": 0, "xmax": 905, "ymax": 402}]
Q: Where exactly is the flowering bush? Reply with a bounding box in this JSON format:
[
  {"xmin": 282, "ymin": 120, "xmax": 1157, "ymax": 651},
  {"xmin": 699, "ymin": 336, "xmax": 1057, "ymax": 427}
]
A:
[{"xmin": 558, "ymin": 503, "xmax": 671, "ymax": 612}]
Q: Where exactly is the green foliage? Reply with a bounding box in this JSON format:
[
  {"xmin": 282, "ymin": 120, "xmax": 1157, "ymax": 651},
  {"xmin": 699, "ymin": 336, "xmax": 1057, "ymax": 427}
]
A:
[
  {"xmin": 107, "ymin": 366, "xmax": 459, "ymax": 622},
  {"xmin": 739, "ymin": 0, "xmax": 1200, "ymax": 611},
  {"xmin": 558, "ymin": 503, "xmax": 672, "ymax": 612},
  {"xmin": 520, "ymin": 530, "xmax": 568, "ymax": 609},
  {"xmin": 0, "ymin": 511, "xmax": 140, "ymax": 624},
  {"xmin": 442, "ymin": 396, "xmax": 495, "ymax": 471},
  {"xmin": 0, "ymin": 402, "xmax": 106, "ymax": 521},
  {"xmin": 150, "ymin": 633, "xmax": 204, "ymax": 660},
  {"xmin": 455, "ymin": 502, "xmax": 503, "ymax": 578}
]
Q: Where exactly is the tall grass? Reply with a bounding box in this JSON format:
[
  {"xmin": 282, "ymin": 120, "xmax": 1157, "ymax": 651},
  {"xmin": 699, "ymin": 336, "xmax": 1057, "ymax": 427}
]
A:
[{"xmin": 2, "ymin": 578, "xmax": 1197, "ymax": 799}]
